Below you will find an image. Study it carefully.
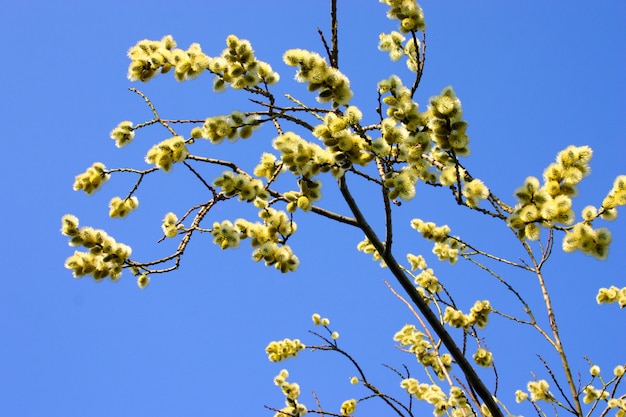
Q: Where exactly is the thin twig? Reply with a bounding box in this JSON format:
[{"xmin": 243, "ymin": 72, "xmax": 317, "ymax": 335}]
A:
[
  {"xmin": 528, "ymin": 242, "xmax": 583, "ymax": 416},
  {"xmin": 126, "ymin": 199, "xmax": 217, "ymax": 273},
  {"xmin": 453, "ymin": 238, "xmax": 532, "ymax": 270},
  {"xmin": 317, "ymin": 27, "xmax": 332, "ymax": 66},
  {"xmin": 307, "ymin": 331, "xmax": 410, "ymax": 417},
  {"xmin": 537, "ymin": 354, "xmax": 576, "ymax": 414},
  {"xmin": 183, "ymin": 160, "xmax": 217, "ymax": 192},
  {"xmin": 129, "ymin": 87, "xmax": 177, "ymax": 135},
  {"xmin": 385, "ymin": 281, "xmax": 455, "ymax": 387}
]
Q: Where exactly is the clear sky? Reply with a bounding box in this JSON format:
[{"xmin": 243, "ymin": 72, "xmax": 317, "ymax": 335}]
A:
[{"xmin": 1, "ymin": 1, "xmax": 625, "ymax": 416}]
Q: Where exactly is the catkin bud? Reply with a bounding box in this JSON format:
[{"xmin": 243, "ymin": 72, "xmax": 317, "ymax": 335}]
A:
[{"xmin": 589, "ymin": 365, "xmax": 601, "ymax": 377}]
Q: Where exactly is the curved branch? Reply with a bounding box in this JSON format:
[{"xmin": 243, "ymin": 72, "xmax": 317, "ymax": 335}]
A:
[
  {"xmin": 127, "ymin": 198, "xmax": 217, "ymax": 273},
  {"xmin": 410, "ymin": 31, "xmax": 426, "ymax": 97},
  {"xmin": 308, "ymin": 330, "xmax": 410, "ymax": 417}
]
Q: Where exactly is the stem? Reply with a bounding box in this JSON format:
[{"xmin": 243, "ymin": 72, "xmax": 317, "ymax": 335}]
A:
[
  {"xmin": 309, "ymin": 331, "xmax": 410, "ymax": 417},
  {"xmin": 338, "ymin": 175, "xmax": 504, "ymax": 417},
  {"xmin": 330, "ymin": 0, "xmax": 338, "ymax": 68},
  {"xmin": 534, "ymin": 266, "xmax": 583, "ymax": 416}
]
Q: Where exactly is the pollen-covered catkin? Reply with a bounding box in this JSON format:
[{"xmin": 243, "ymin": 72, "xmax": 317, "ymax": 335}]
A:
[
  {"xmin": 137, "ymin": 274, "xmax": 150, "ymax": 289},
  {"xmin": 254, "ymin": 153, "xmax": 278, "ymax": 179},
  {"xmin": 109, "ymin": 196, "xmax": 139, "ymax": 218},
  {"xmin": 340, "ymin": 399, "xmax": 357, "ymax": 416},
  {"xmin": 380, "ymin": 0, "xmax": 426, "ymax": 33},
  {"xmin": 161, "ymin": 212, "xmax": 179, "ymax": 238},
  {"xmin": 110, "ymin": 121, "xmax": 134, "ymax": 148},
  {"xmin": 283, "ymin": 49, "xmax": 353, "ymax": 107},
  {"xmin": 145, "ymin": 136, "xmax": 188, "ymax": 172},
  {"xmin": 265, "ymin": 338, "xmax": 305, "ymax": 362},
  {"xmin": 473, "ymin": 348, "xmax": 493, "ymax": 367},
  {"xmin": 211, "ymin": 220, "xmax": 241, "ymax": 249},
  {"xmin": 209, "ymin": 35, "xmax": 279, "ymax": 91},
  {"xmin": 61, "ymin": 215, "xmax": 132, "ymax": 282},
  {"xmin": 271, "ymin": 370, "xmax": 307, "ymax": 417},
  {"xmin": 73, "ymin": 162, "xmax": 110, "ymax": 194},
  {"xmin": 201, "ymin": 112, "xmax": 260, "ymax": 144},
  {"xmin": 462, "ymin": 179, "xmax": 489, "ymax": 208},
  {"xmin": 596, "ymin": 285, "xmax": 626, "ymax": 308},
  {"xmin": 527, "ymin": 380, "xmax": 553, "ymax": 402},
  {"xmin": 213, "ymin": 171, "xmax": 269, "ymax": 202}
]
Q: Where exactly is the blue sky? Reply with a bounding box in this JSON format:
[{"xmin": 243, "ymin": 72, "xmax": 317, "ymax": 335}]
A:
[{"xmin": 2, "ymin": 1, "xmax": 625, "ymax": 416}]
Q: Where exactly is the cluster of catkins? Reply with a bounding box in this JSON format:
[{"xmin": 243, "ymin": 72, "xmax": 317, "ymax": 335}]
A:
[
  {"xmin": 127, "ymin": 34, "xmax": 279, "ymax": 88},
  {"xmin": 273, "ymin": 132, "xmax": 338, "ymax": 178},
  {"xmin": 209, "ymin": 207, "xmax": 299, "ymax": 273},
  {"xmin": 265, "ymin": 338, "xmax": 305, "ymax": 362},
  {"xmin": 312, "ymin": 107, "xmax": 374, "ymax": 169},
  {"xmin": 73, "ymin": 162, "xmax": 110, "ymax": 195},
  {"xmin": 443, "ymin": 300, "xmax": 492, "ymax": 330},
  {"xmin": 61, "ymin": 215, "xmax": 131, "ymax": 281},
  {"xmin": 283, "ymin": 49, "xmax": 353, "ymax": 108},
  {"xmin": 145, "ymin": 136, "xmax": 188, "ymax": 172},
  {"xmin": 507, "ymin": 146, "xmax": 625, "ymax": 260},
  {"xmin": 271, "ymin": 370, "xmax": 308, "ymax": 417},
  {"xmin": 400, "ymin": 379, "xmax": 473, "ymax": 417},
  {"xmin": 394, "ymin": 324, "xmax": 452, "ymax": 379},
  {"xmin": 283, "ymin": 178, "xmax": 322, "ymax": 212},
  {"xmin": 194, "ymin": 111, "xmax": 260, "ymax": 144},
  {"xmin": 108, "ymin": 196, "xmax": 139, "ymax": 219},
  {"xmin": 411, "ymin": 218, "xmax": 462, "ymax": 264},
  {"xmin": 213, "ymin": 171, "xmax": 269, "ymax": 202}
]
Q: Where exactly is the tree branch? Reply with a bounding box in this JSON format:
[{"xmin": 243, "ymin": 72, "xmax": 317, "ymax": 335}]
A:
[
  {"xmin": 338, "ymin": 174, "xmax": 504, "ymax": 417},
  {"xmin": 529, "ymin": 245, "xmax": 583, "ymax": 416},
  {"xmin": 331, "ymin": 0, "xmax": 339, "ymax": 68}
]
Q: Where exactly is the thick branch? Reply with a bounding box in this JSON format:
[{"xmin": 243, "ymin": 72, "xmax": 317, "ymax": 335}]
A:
[
  {"xmin": 330, "ymin": 0, "xmax": 339, "ymax": 68},
  {"xmin": 338, "ymin": 174, "xmax": 504, "ymax": 417}
]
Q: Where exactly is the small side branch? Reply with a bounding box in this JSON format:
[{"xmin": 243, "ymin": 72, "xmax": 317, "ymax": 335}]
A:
[
  {"xmin": 126, "ymin": 198, "xmax": 217, "ymax": 273},
  {"xmin": 129, "ymin": 87, "xmax": 177, "ymax": 136},
  {"xmin": 183, "ymin": 160, "xmax": 217, "ymax": 193},
  {"xmin": 528, "ymin": 243, "xmax": 583, "ymax": 417},
  {"xmin": 307, "ymin": 330, "xmax": 410, "ymax": 417}
]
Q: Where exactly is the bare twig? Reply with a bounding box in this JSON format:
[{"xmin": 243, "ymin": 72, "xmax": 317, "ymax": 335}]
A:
[
  {"xmin": 126, "ymin": 198, "xmax": 217, "ymax": 273},
  {"xmin": 453, "ymin": 237, "xmax": 532, "ymax": 271},
  {"xmin": 537, "ymin": 354, "xmax": 576, "ymax": 414},
  {"xmin": 183, "ymin": 160, "xmax": 217, "ymax": 192},
  {"xmin": 307, "ymin": 330, "xmax": 410, "ymax": 417},
  {"xmin": 129, "ymin": 87, "xmax": 177, "ymax": 136}
]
